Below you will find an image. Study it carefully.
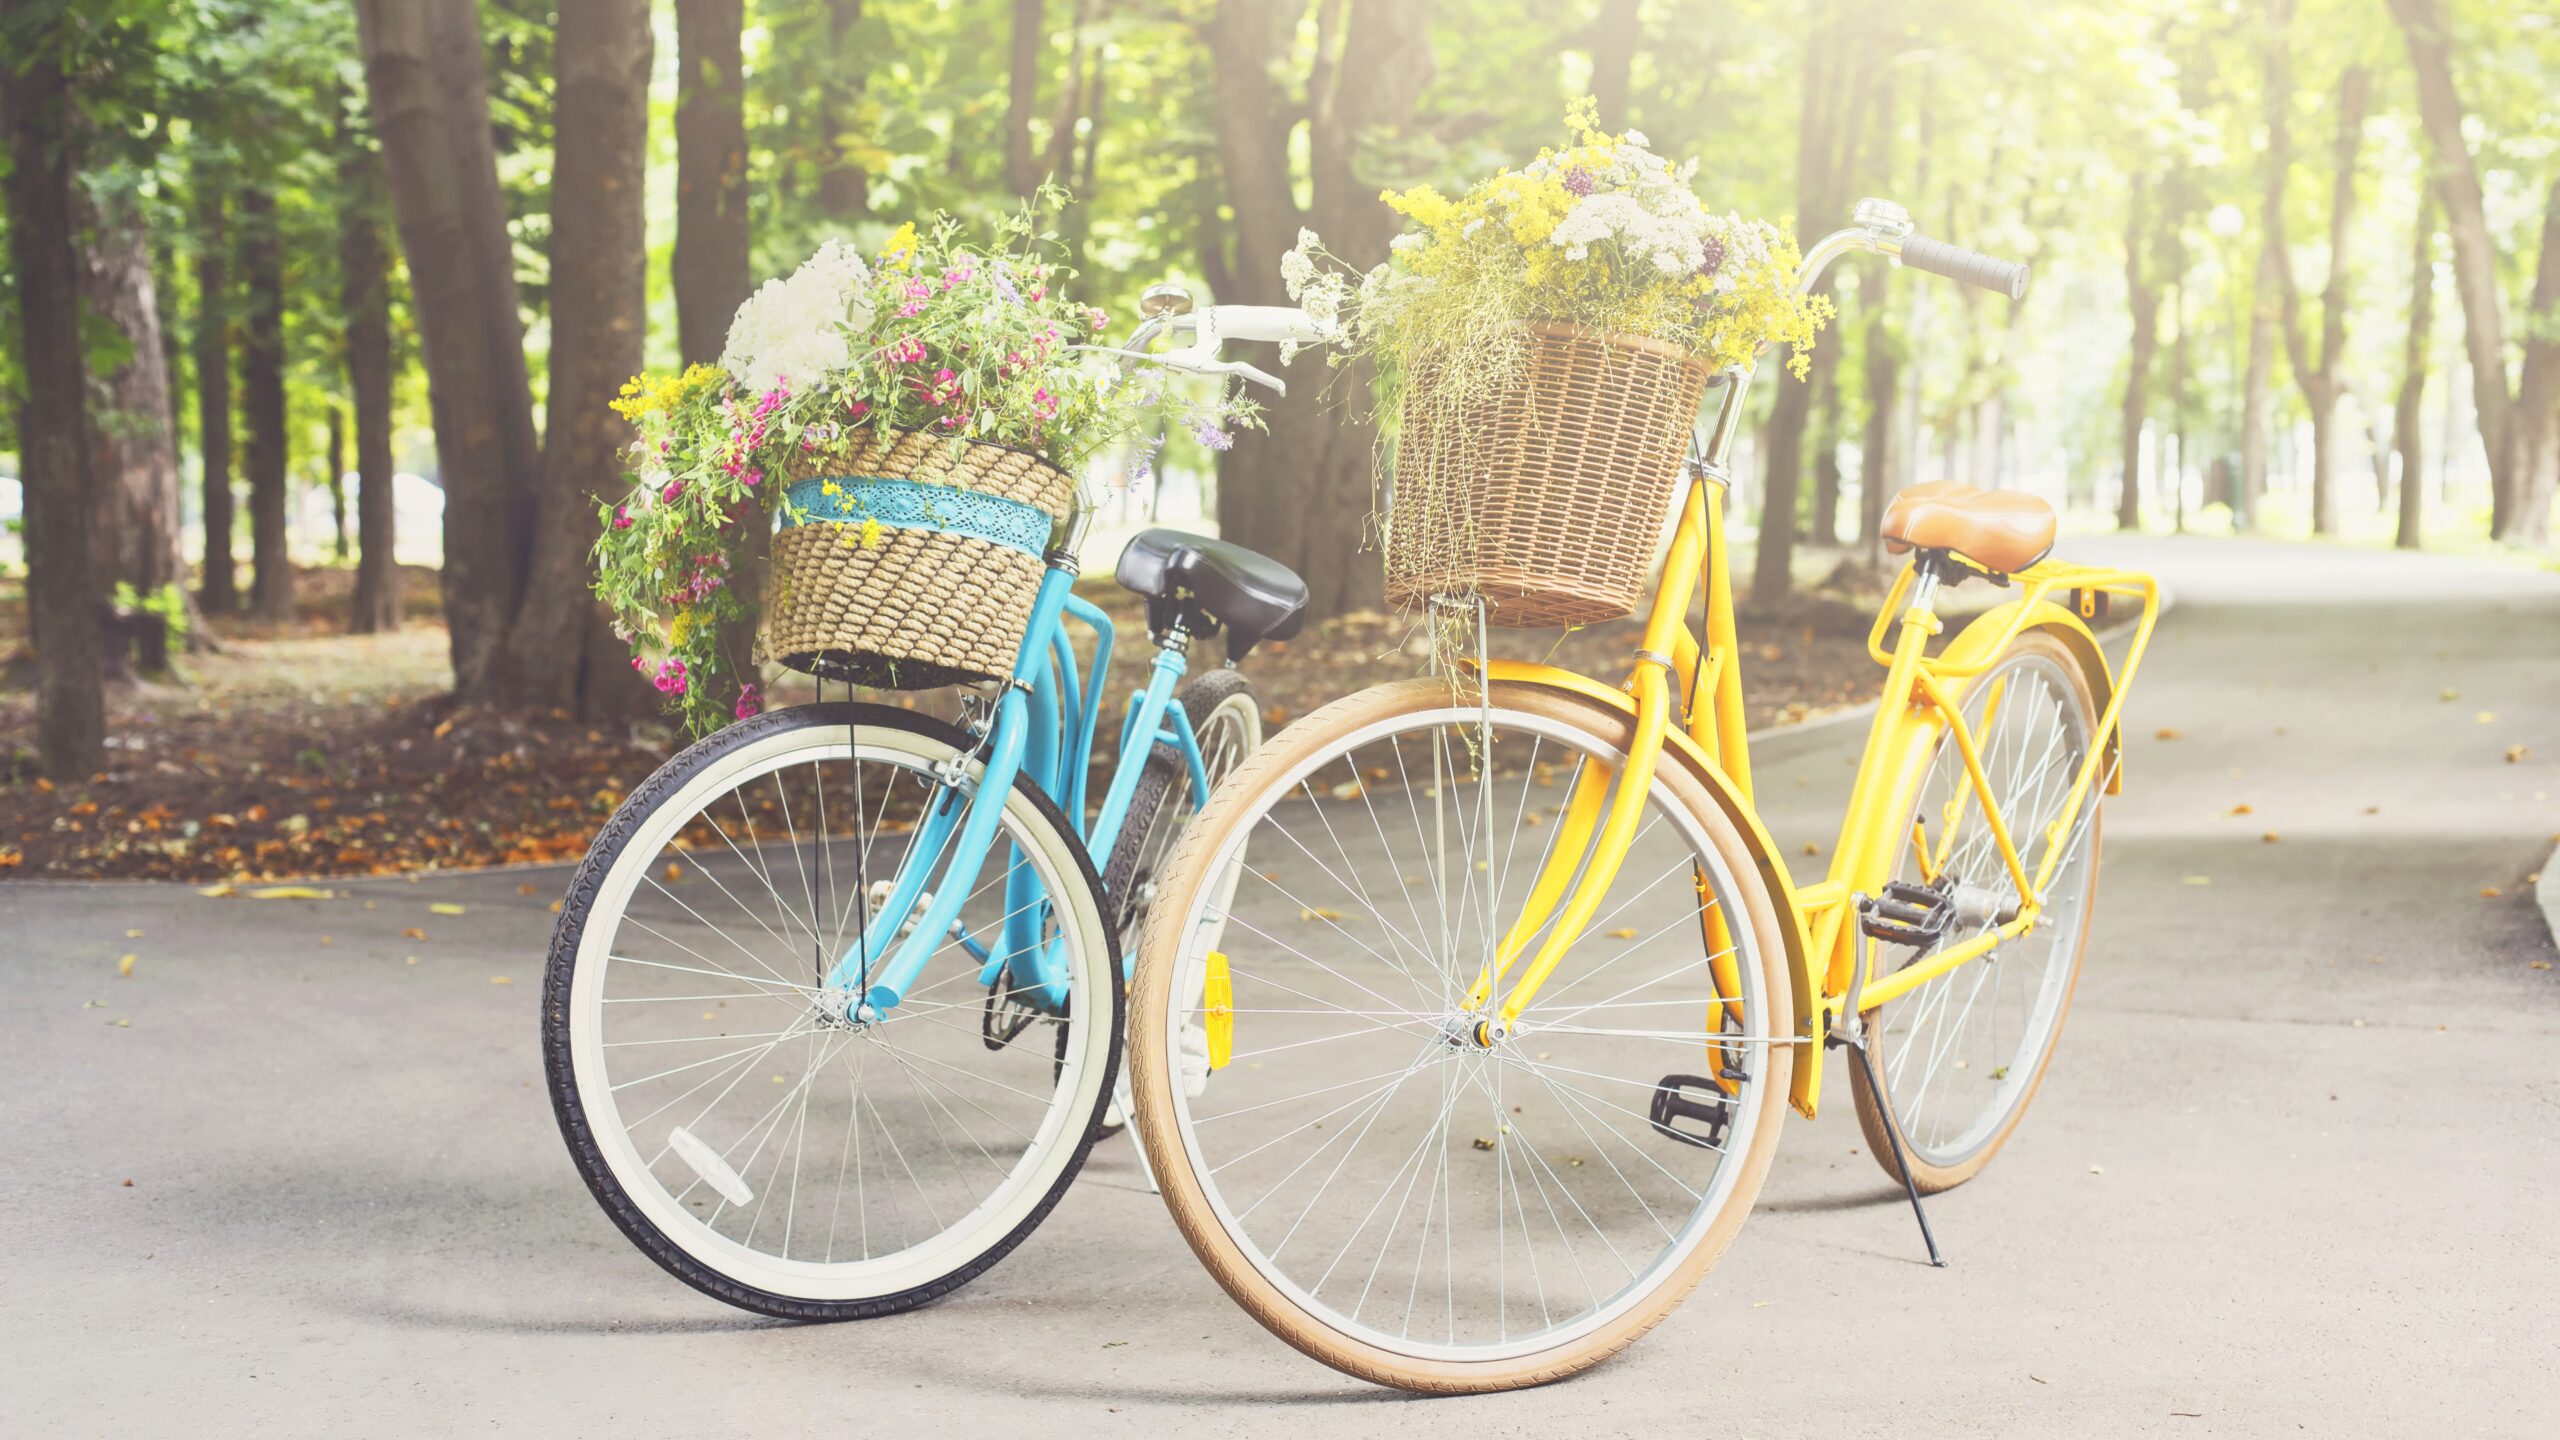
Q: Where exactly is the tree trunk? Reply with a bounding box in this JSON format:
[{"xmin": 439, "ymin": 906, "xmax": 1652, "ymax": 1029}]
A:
[
  {"xmin": 818, "ymin": 0, "xmax": 869, "ymax": 218},
  {"xmin": 1859, "ymin": 308, "xmax": 1897, "ymax": 564},
  {"xmin": 1808, "ymin": 359, "xmax": 1843, "ymax": 547},
  {"xmin": 1753, "ymin": 0, "xmax": 1869, "ymax": 603},
  {"xmin": 678, "ymin": 0, "xmax": 763, "ymax": 716},
  {"xmin": 2504, "ymin": 180, "xmax": 2560, "ymax": 545},
  {"xmin": 75, "ymin": 189, "xmax": 188, "ymax": 676},
  {"xmin": 240, "ymin": 189, "xmax": 293, "ymax": 623},
  {"xmin": 192, "ymin": 179, "xmax": 239, "ymax": 616},
  {"xmin": 1205, "ymin": 0, "xmax": 1430, "ymax": 622},
  {"xmin": 356, "ymin": 0, "xmax": 544, "ymax": 692},
  {"xmin": 327, "ymin": 407, "xmax": 351, "ymax": 562},
  {"xmin": 493, "ymin": 0, "xmax": 657, "ymax": 718},
  {"xmin": 2395, "ymin": 204, "xmax": 2433, "ymax": 551},
  {"xmin": 1588, "ymin": 0, "xmax": 1642, "ymax": 131},
  {"xmin": 1007, "ymin": 0, "xmax": 1045, "ymax": 197},
  {"xmin": 3, "ymin": 7, "xmax": 107, "ymax": 778},
  {"xmin": 2169, "ymin": 280, "xmax": 2190, "ymax": 532},
  {"xmin": 2119, "ymin": 174, "xmax": 2157, "ymax": 532},
  {"xmin": 2387, "ymin": 0, "xmax": 2517, "ymax": 535},
  {"xmin": 2266, "ymin": 42, "xmax": 2368, "ymax": 539},
  {"xmin": 342, "ymin": 118, "xmax": 403, "ymax": 634}
]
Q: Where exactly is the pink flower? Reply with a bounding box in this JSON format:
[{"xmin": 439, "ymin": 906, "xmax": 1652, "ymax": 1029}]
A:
[
  {"xmin": 733, "ymin": 683, "xmax": 762, "ymax": 720},
  {"xmin": 848, "ymin": 400, "xmax": 870, "ymax": 420},
  {"xmin": 653, "ymin": 658, "xmax": 689, "ymax": 695},
  {"xmin": 613, "ymin": 506, "xmax": 633, "ymax": 530},
  {"xmin": 660, "ymin": 479, "xmax": 684, "ymax": 503}
]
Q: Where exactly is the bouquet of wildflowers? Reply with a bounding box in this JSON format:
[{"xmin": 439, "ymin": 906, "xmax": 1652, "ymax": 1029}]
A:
[
  {"xmin": 1284, "ymin": 98, "xmax": 1830, "ymax": 389},
  {"xmin": 596, "ymin": 198, "xmax": 1250, "ymax": 734}
]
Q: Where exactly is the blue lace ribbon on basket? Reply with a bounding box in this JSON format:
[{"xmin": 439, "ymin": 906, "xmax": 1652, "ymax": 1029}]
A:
[{"xmin": 781, "ymin": 477, "xmax": 1054, "ymax": 557}]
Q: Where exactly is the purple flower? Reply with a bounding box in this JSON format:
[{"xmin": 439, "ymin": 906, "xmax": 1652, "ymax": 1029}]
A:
[
  {"xmin": 734, "ymin": 683, "xmax": 762, "ymax": 720},
  {"xmin": 1562, "ymin": 167, "xmax": 1597, "ymax": 197},
  {"xmin": 1191, "ymin": 420, "xmax": 1234, "ymax": 452},
  {"xmin": 1697, "ymin": 235, "xmax": 1727, "ymax": 278}
]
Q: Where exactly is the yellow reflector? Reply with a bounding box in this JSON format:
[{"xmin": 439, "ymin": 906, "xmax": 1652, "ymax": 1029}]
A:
[{"xmin": 1205, "ymin": 950, "xmax": 1233, "ymax": 1071}]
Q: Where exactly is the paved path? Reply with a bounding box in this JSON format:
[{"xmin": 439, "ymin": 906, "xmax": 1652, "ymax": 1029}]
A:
[{"xmin": 6, "ymin": 536, "xmax": 2556, "ymax": 1437}]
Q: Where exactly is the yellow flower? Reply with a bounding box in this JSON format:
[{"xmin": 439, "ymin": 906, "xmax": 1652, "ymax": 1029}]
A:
[
  {"xmin": 881, "ymin": 222, "xmax": 919, "ymax": 271},
  {"xmin": 860, "ymin": 517, "xmax": 884, "ymax": 548}
]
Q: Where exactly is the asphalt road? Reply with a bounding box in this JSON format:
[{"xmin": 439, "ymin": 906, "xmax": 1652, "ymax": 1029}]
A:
[{"xmin": 6, "ymin": 535, "xmax": 2556, "ymax": 1437}]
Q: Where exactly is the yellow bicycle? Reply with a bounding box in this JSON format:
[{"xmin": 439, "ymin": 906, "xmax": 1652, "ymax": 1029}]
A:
[{"xmin": 1123, "ymin": 201, "xmax": 2160, "ymax": 1392}]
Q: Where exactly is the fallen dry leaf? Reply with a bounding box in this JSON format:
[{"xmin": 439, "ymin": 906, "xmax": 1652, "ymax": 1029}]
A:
[
  {"xmin": 2480, "ymin": 887, "xmax": 2502, "ymax": 899},
  {"xmin": 489, "ymin": 976, "xmax": 513, "ymax": 986},
  {"xmin": 1299, "ymin": 906, "xmax": 1347, "ymax": 923},
  {"xmin": 402, "ymin": 926, "xmax": 427, "ymax": 940},
  {"xmin": 429, "ymin": 902, "xmax": 467, "ymax": 916},
  {"xmin": 2261, "ymin": 831, "xmax": 2282, "ymax": 844},
  {"xmin": 2227, "ymin": 803, "xmax": 2253, "ymax": 816},
  {"xmin": 2475, "ymin": 711, "xmax": 2497, "ymax": 725},
  {"xmin": 117, "ymin": 954, "xmax": 137, "ymax": 977},
  {"xmin": 1607, "ymin": 927, "xmax": 1640, "ymax": 939},
  {"xmin": 2181, "ymin": 876, "xmax": 2213, "ymax": 886},
  {"xmin": 2153, "ymin": 727, "xmax": 2183, "ymax": 741},
  {"xmin": 245, "ymin": 885, "xmax": 332, "ymax": 901},
  {"xmin": 517, "ymin": 882, "xmax": 538, "ymax": 896},
  {"xmin": 2505, "ymin": 745, "xmax": 2531, "ymax": 764},
  {"xmin": 124, "ymin": 929, "xmax": 144, "ymax": 939},
  {"xmin": 663, "ymin": 862, "xmax": 684, "ymax": 882}
]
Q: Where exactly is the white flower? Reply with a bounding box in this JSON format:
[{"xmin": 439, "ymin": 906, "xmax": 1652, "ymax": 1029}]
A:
[
  {"xmin": 1623, "ymin": 129, "xmax": 1649, "ymax": 147},
  {"xmin": 720, "ymin": 239, "xmax": 874, "ymax": 390}
]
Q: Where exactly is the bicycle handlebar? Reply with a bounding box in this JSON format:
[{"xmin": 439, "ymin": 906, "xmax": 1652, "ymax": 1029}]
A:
[{"xmin": 1894, "ymin": 234, "xmax": 2030, "ymax": 301}]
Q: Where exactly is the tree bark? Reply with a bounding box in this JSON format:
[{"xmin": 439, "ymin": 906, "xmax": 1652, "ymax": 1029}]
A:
[
  {"xmin": 1588, "ymin": 0, "xmax": 1642, "ymax": 131},
  {"xmin": 192, "ymin": 178, "xmax": 239, "ymax": 616},
  {"xmin": 1753, "ymin": 0, "xmax": 1869, "ymax": 603},
  {"xmin": 240, "ymin": 189, "xmax": 293, "ymax": 622},
  {"xmin": 2506, "ymin": 180, "xmax": 2560, "ymax": 545},
  {"xmin": 678, "ymin": 0, "xmax": 763, "ymax": 716},
  {"xmin": 2394, "ymin": 202, "xmax": 2433, "ymax": 551},
  {"xmin": 1859, "ymin": 308, "xmax": 1898, "ymax": 564},
  {"xmin": 675, "ymin": 0, "xmax": 751, "ymax": 366},
  {"xmin": 75, "ymin": 189, "xmax": 188, "ymax": 675},
  {"xmin": 1007, "ymin": 0, "xmax": 1045, "ymax": 197},
  {"xmin": 3, "ymin": 6, "xmax": 107, "ymax": 777},
  {"xmin": 355, "ymin": 0, "xmax": 543, "ymax": 691},
  {"xmin": 1808, "ymin": 360, "xmax": 1843, "ymax": 547},
  {"xmin": 493, "ymin": 0, "xmax": 657, "ymax": 718},
  {"xmin": 327, "ymin": 406, "xmax": 350, "ymax": 562},
  {"xmin": 2265, "ymin": 31, "xmax": 2368, "ymax": 539},
  {"xmin": 818, "ymin": 0, "xmax": 869, "ymax": 218},
  {"xmin": 342, "ymin": 115, "xmax": 403, "ymax": 634},
  {"xmin": 2119, "ymin": 173, "xmax": 2157, "ymax": 532},
  {"xmin": 2385, "ymin": 0, "xmax": 2558, "ymax": 542},
  {"xmin": 1203, "ymin": 0, "xmax": 1430, "ymax": 622}
]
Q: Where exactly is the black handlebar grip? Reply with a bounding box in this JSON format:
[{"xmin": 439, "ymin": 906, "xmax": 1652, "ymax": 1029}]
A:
[{"xmin": 1898, "ymin": 235, "xmax": 2030, "ymax": 301}]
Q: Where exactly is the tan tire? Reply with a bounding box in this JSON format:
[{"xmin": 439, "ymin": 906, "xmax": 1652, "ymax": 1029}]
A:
[
  {"xmin": 1849, "ymin": 631, "xmax": 2103, "ymax": 1194},
  {"xmin": 1129, "ymin": 680, "xmax": 1795, "ymax": 1393}
]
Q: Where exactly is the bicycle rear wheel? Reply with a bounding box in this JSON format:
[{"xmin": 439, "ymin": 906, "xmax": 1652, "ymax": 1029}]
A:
[
  {"xmin": 1129, "ymin": 680, "xmax": 1794, "ymax": 1392},
  {"xmin": 1850, "ymin": 631, "xmax": 2103, "ymax": 1192},
  {"xmin": 544, "ymin": 703, "xmax": 1121, "ymax": 1318}
]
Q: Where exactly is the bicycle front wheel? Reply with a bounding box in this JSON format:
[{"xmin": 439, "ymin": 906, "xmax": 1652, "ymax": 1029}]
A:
[
  {"xmin": 544, "ymin": 703, "xmax": 1121, "ymax": 1318},
  {"xmin": 1129, "ymin": 680, "xmax": 1794, "ymax": 1392}
]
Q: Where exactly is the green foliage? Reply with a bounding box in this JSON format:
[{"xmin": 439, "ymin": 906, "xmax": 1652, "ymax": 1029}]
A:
[{"xmin": 111, "ymin": 579, "xmax": 189, "ymax": 648}]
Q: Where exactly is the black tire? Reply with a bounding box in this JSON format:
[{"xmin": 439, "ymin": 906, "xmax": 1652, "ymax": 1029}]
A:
[
  {"xmin": 542, "ymin": 701, "xmax": 1124, "ymax": 1321},
  {"xmin": 1101, "ymin": 669, "xmax": 1263, "ymax": 955}
]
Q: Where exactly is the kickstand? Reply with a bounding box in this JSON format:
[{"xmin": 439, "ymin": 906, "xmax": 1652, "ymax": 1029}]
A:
[
  {"xmin": 1115, "ymin": 1071, "xmax": 1162, "ymax": 1195},
  {"xmin": 1847, "ymin": 1025, "xmax": 1946, "ymax": 1268}
]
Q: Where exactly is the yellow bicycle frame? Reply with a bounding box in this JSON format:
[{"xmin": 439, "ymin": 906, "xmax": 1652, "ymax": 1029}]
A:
[{"xmin": 1461, "ymin": 465, "xmax": 2157, "ymax": 1120}]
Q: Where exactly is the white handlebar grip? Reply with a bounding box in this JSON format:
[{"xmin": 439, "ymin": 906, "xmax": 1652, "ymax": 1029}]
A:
[{"xmin": 1201, "ymin": 305, "xmax": 1334, "ymax": 346}]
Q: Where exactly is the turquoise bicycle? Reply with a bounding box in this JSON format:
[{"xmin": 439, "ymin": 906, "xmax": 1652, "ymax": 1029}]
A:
[{"xmin": 541, "ymin": 289, "xmax": 1319, "ymax": 1317}]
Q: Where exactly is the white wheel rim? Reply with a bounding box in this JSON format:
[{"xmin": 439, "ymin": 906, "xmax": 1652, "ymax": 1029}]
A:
[
  {"xmin": 566, "ymin": 722, "xmax": 1112, "ymax": 1302},
  {"xmin": 1875, "ymin": 651, "xmax": 2098, "ymax": 1167},
  {"xmin": 1156, "ymin": 703, "xmax": 1772, "ymax": 1363}
]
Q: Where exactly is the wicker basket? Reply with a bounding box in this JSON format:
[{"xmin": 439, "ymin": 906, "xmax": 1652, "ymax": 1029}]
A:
[
  {"xmin": 765, "ymin": 428, "xmax": 1074, "ymax": 689},
  {"xmin": 1385, "ymin": 323, "xmax": 1715, "ymax": 629}
]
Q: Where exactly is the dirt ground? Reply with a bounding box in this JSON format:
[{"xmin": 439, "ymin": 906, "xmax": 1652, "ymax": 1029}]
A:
[{"xmin": 1, "ymin": 557, "xmax": 1905, "ymax": 881}]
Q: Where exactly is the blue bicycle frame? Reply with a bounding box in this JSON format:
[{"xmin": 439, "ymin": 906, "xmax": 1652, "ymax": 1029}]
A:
[{"xmin": 821, "ymin": 557, "xmax": 1214, "ymax": 1017}]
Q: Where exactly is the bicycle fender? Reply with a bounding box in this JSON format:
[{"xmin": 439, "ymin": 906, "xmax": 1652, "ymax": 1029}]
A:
[
  {"xmin": 1483, "ymin": 663, "xmax": 1821, "ymax": 1114},
  {"xmin": 1939, "ymin": 601, "xmax": 2125, "ymax": 796}
]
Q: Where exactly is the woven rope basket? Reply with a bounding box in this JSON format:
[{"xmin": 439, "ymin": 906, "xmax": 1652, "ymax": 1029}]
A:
[
  {"xmin": 1385, "ymin": 323, "xmax": 1715, "ymax": 629},
  {"xmin": 765, "ymin": 428, "xmax": 1073, "ymax": 689}
]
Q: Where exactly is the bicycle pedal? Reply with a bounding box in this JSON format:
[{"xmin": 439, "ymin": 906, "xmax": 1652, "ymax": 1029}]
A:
[
  {"xmin": 1648, "ymin": 1074, "xmax": 1734, "ymax": 1150},
  {"xmin": 982, "ymin": 978, "xmax": 1041, "ymax": 1051},
  {"xmin": 1859, "ymin": 880, "xmax": 1955, "ymax": 947}
]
